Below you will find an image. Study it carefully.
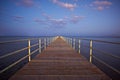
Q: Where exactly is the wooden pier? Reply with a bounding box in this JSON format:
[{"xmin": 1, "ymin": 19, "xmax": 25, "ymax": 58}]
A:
[{"xmin": 9, "ymin": 37, "xmax": 111, "ymax": 80}]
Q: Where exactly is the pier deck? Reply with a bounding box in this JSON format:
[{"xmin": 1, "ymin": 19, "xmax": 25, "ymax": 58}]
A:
[{"xmin": 9, "ymin": 37, "xmax": 111, "ymax": 80}]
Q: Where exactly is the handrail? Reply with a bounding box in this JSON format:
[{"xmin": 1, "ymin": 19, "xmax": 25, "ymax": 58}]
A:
[
  {"xmin": 30, "ymin": 43, "xmax": 39, "ymax": 48},
  {"xmin": 0, "ymin": 38, "xmax": 39, "ymax": 44},
  {"xmin": 0, "ymin": 47, "xmax": 28, "ymax": 59},
  {"xmin": 81, "ymin": 44, "xmax": 120, "ymax": 59},
  {"xmin": 66, "ymin": 37, "xmax": 120, "ymax": 44},
  {"xmin": 31, "ymin": 48, "xmax": 39, "ymax": 55},
  {"xmin": 75, "ymin": 40, "xmax": 120, "ymax": 59},
  {"xmin": 64, "ymin": 36, "xmax": 120, "ymax": 75},
  {"xmin": 0, "ymin": 54, "xmax": 29, "ymax": 74},
  {"xmin": 91, "ymin": 39, "xmax": 120, "ymax": 44},
  {"xmin": 0, "ymin": 39, "xmax": 28, "ymax": 44},
  {"xmin": 92, "ymin": 55, "xmax": 120, "ymax": 74},
  {"xmin": 0, "ymin": 36, "xmax": 57, "ymax": 74},
  {"xmin": 92, "ymin": 47, "xmax": 120, "ymax": 59},
  {"xmin": 79, "ymin": 38, "xmax": 120, "ymax": 45}
]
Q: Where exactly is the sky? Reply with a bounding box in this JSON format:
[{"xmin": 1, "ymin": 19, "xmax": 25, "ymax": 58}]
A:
[{"xmin": 0, "ymin": 0, "xmax": 120, "ymax": 36}]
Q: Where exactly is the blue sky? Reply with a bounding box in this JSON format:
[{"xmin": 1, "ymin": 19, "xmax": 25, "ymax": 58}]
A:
[{"xmin": 0, "ymin": 0, "xmax": 120, "ymax": 36}]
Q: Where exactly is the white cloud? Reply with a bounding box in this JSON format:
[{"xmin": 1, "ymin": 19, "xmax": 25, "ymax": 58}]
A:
[
  {"xmin": 34, "ymin": 13, "xmax": 85, "ymax": 27},
  {"xmin": 70, "ymin": 16, "xmax": 85, "ymax": 24},
  {"xmin": 91, "ymin": 1, "xmax": 112, "ymax": 11},
  {"xmin": 15, "ymin": 0, "xmax": 34, "ymax": 7},
  {"xmin": 52, "ymin": 0, "xmax": 77, "ymax": 10}
]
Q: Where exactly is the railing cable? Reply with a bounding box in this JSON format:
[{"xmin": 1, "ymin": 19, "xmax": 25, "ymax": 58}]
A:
[
  {"xmin": 0, "ymin": 47, "xmax": 28, "ymax": 59},
  {"xmin": 93, "ymin": 55, "xmax": 120, "ymax": 74},
  {"xmin": 0, "ymin": 55, "xmax": 28, "ymax": 74}
]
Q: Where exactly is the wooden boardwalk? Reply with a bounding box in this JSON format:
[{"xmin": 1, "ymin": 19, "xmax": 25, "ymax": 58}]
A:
[{"xmin": 9, "ymin": 37, "xmax": 111, "ymax": 80}]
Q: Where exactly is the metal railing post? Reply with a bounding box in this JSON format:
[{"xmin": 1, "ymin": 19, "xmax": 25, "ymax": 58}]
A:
[
  {"xmin": 44, "ymin": 38, "xmax": 46, "ymax": 49},
  {"xmin": 90, "ymin": 40, "xmax": 93, "ymax": 63},
  {"xmin": 47, "ymin": 38, "xmax": 49, "ymax": 45},
  {"xmin": 49, "ymin": 38, "xmax": 51, "ymax": 45},
  {"xmin": 48, "ymin": 38, "xmax": 50, "ymax": 45},
  {"xmin": 39, "ymin": 39, "xmax": 41, "ymax": 53},
  {"xmin": 28, "ymin": 39, "xmax": 31, "ymax": 62},
  {"xmin": 47, "ymin": 38, "xmax": 49, "ymax": 46},
  {"xmin": 78, "ymin": 39, "xmax": 81, "ymax": 53},
  {"xmin": 71, "ymin": 38, "xmax": 72, "ymax": 46},
  {"xmin": 48, "ymin": 38, "xmax": 49, "ymax": 45},
  {"xmin": 71, "ymin": 38, "xmax": 73, "ymax": 47},
  {"xmin": 70, "ymin": 38, "xmax": 72, "ymax": 47},
  {"xmin": 68, "ymin": 38, "xmax": 70, "ymax": 44},
  {"xmin": 46, "ymin": 38, "xmax": 48, "ymax": 46}
]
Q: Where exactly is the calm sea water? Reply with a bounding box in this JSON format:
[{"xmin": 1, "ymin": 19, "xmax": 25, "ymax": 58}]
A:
[
  {"xmin": 0, "ymin": 36, "xmax": 120, "ymax": 80},
  {"xmin": 0, "ymin": 36, "xmax": 49, "ymax": 80},
  {"xmin": 69, "ymin": 36, "xmax": 120, "ymax": 80}
]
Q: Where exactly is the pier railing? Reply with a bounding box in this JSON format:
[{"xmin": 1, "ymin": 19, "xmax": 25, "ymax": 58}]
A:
[
  {"xmin": 63, "ymin": 37, "xmax": 120, "ymax": 75},
  {"xmin": 0, "ymin": 36, "xmax": 58, "ymax": 74}
]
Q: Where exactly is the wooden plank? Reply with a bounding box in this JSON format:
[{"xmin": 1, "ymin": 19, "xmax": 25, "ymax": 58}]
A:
[{"xmin": 9, "ymin": 37, "xmax": 111, "ymax": 80}]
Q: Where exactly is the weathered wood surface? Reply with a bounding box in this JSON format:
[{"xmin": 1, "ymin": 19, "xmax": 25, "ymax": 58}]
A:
[{"xmin": 9, "ymin": 37, "xmax": 111, "ymax": 80}]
